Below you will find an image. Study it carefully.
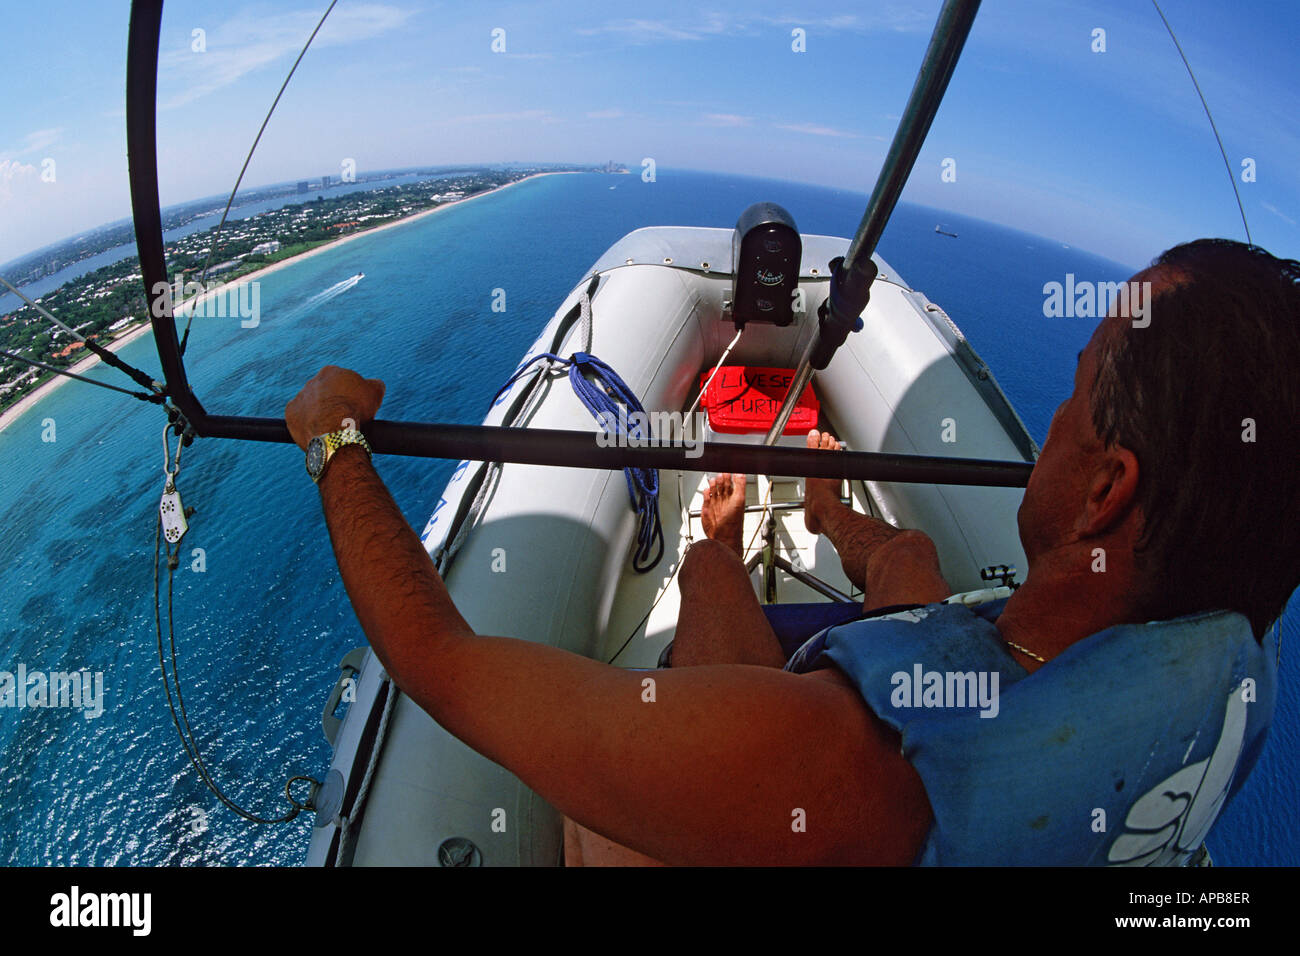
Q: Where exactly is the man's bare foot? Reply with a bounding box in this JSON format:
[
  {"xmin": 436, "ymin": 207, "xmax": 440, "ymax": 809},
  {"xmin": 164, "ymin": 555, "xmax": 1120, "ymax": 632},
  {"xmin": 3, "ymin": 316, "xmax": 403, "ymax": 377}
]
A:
[
  {"xmin": 700, "ymin": 473, "xmax": 748, "ymax": 557},
  {"xmin": 803, "ymin": 429, "xmax": 845, "ymax": 536}
]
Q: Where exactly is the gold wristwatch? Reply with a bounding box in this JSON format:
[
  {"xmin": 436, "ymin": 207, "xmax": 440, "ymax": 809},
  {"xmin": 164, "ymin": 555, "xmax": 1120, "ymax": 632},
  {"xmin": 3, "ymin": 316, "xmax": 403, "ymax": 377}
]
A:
[{"xmin": 305, "ymin": 428, "xmax": 372, "ymax": 484}]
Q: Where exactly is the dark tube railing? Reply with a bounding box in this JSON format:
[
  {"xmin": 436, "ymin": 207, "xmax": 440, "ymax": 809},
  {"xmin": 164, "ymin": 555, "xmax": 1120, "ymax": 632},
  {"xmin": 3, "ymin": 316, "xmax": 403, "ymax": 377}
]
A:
[
  {"xmin": 125, "ymin": 0, "xmax": 1028, "ymax": 488},
  {"xmin": 843, "ymin": 0, "xmax": 981, "ymax": 271},
  {"xmin": 763, "ymin": 0, "xmax": 981, "ymax": 445},
  {"xmin": 192, "ymin": 414, "xmax": 1032, "ymax": 487},
  {"xmin": 127, "ymin": 0, "xmax": 206, "ymax": 426}
]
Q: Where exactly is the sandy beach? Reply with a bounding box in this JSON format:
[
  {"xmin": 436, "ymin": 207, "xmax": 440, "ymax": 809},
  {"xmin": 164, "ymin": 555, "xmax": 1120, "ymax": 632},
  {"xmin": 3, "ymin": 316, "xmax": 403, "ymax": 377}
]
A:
[{"xmin": 0, "ymin": 170, "xmax": 573, "ymax": 435}]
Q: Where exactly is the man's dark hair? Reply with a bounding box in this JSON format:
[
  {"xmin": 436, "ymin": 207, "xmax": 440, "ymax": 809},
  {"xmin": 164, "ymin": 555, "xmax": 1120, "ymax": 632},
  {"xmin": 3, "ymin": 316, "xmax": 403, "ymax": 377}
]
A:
[{"xmin": 1089, "ymin": 238, "xmax": 1300, "ymax": 638}]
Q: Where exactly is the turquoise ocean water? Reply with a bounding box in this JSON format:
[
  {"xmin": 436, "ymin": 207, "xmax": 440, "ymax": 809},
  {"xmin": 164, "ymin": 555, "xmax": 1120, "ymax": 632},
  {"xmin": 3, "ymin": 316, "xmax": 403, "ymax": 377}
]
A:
[{"xmin": 0, "ymin": 170, "xmax": 1293, "ymax": 865}]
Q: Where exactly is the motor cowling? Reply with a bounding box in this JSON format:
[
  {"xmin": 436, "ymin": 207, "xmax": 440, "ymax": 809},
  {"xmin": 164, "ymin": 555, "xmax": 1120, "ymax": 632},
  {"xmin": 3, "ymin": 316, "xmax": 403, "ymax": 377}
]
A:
[{"xmin": 731, "ymin": 202, "xmax": 801, "ymax": 329}]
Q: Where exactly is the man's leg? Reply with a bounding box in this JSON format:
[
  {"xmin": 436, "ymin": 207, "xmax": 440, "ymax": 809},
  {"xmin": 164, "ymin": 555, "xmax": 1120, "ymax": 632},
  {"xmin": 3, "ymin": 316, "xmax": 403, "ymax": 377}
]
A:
[
  {"xmin": 564, "ymin": 473, "xmax": 783, "ymax": 865},
  {"xmin": 671, "ymin": 473, "xmax": 787, "ymax": 668},
  {"xmin": 803, "ymin": 429, "xmax": 950, "ymax": 609},
  {"xmin": 563, "ymin": 816, "xmax": 664, "ymax": 867},
  {"xmin": 803, "ymin": 429, "xmax": 902, "ymax": 590}
]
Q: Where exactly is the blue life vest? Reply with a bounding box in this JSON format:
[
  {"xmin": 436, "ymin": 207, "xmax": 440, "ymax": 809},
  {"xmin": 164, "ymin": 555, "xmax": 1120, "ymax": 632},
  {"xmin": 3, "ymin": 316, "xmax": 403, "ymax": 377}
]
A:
[{"xmin": 785, "ymin": 598, "xmax": 1277, "ymax": 865}]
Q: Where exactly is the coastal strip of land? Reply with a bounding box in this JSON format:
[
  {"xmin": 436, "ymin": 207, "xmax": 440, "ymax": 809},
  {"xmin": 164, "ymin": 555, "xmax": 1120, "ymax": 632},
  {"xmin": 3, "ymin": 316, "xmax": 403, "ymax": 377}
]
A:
[{"xmin": 0, "ymin": 170, "xmax": 574, "ymax": 435}]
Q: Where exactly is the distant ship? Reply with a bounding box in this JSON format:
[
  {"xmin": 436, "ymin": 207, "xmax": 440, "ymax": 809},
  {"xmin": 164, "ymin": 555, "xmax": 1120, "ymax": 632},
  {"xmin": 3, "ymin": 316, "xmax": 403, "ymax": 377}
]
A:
[
  {"xmin": 352, "ymin": 272, "xmax": 365, "ymax": 280},
  {"xmin": 935, "ymin": 224, "xmax": 958, "ymax": 238}
]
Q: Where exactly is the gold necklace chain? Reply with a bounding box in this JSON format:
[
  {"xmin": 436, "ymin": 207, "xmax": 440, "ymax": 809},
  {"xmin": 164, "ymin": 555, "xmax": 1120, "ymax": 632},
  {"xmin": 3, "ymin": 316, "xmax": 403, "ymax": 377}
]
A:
[{"xmin": 1005, "ymin": 639, "xmax": 1046, "ymax": 663}]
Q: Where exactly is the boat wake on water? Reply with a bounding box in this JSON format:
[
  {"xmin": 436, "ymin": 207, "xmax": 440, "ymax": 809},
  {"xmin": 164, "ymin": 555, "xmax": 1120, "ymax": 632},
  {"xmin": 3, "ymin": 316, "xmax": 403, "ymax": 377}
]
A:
[{"xmin": 280, "ymin": 273, "xmax": 365, "ymax": 323}]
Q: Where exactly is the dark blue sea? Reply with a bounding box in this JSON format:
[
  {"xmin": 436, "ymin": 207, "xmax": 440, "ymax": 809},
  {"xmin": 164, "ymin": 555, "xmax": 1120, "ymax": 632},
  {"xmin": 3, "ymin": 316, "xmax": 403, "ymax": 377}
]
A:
[{"xmin": 0, "ymin": 170, "xmax": 1293, "ymax": 865}]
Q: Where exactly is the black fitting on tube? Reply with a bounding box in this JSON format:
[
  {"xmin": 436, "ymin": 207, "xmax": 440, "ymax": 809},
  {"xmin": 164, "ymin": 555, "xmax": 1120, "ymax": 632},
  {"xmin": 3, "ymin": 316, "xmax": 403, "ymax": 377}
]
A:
[{"xmin": 810, "ymin": 255, "xmax": 877, "ymax": 369}]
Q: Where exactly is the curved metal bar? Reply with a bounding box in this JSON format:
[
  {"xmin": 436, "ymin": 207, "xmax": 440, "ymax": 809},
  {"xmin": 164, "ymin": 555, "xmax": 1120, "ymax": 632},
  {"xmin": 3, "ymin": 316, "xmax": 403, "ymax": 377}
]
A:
[
  {"xmin": 123, "ymin": 0, "xmax": 1030, "ymax": 488},
  {"xmin": 764, "ymin": 0, "xmax": 981, "ymax": 445},
  {"xmin": 127, "ymin": 0, "xmax": 204, "ymax": 422}
]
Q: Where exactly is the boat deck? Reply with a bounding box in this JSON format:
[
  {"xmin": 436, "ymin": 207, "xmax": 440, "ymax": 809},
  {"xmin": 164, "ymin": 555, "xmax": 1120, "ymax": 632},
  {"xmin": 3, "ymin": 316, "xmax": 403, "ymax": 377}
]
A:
[{"xmin": 602, "ymin": 460, "xmax": 879, "ymax": 668}]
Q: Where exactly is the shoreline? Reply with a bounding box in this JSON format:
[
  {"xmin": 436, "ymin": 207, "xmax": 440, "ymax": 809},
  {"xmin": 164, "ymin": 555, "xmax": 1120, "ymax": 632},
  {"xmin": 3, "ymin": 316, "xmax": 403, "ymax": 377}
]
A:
[{"xmin": 0, "ymin": 170, "xmax": 576, "ymax": 435}]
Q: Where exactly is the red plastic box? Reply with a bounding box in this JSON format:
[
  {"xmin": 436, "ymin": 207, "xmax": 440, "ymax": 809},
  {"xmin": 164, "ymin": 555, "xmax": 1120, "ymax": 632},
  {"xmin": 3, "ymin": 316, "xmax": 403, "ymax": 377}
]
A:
[{"xmin": 698, "ymin": 366, "xmax": 820, "ymax": 435}]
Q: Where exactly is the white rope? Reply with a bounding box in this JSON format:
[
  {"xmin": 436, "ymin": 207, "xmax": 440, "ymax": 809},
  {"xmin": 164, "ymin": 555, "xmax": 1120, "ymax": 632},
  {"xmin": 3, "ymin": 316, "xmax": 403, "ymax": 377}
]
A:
[
  {"xmin": 678, "ymin": 325, "xmax": 761, "ymax": 552},
  {"xmin": 683, "ymin": 327, "xmax": 742, "ymax": 427},
  {"xmin": 578, "ymin": 287, "xmax": 594, "ymax": 354}
]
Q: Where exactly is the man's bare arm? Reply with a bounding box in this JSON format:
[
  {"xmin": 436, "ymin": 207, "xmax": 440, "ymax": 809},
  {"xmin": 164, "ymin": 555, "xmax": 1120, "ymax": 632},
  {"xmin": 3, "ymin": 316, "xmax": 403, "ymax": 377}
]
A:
[
  {"xmin": 290, "ymin": 367, "xmax": 932, "ymax": 864},
  {"xmin": 804, "ymin": 432, "xmax": 950, "ymax": 607}
]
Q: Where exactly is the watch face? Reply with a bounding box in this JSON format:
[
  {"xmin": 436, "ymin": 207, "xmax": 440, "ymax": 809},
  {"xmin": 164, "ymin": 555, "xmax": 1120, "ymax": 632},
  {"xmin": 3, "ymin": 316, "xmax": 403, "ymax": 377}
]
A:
[{"xmin": 306, "ymin": 437, "xmax": 326, "ymax": 477}]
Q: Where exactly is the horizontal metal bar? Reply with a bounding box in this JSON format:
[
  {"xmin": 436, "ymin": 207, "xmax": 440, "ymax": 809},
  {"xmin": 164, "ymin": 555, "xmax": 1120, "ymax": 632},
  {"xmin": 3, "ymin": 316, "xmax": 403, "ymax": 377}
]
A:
[
  {"xmin": 194, "ymin": 414, "xmax": 1033, "ymax": 487},
  {"xmin": 772, "ymin": 554, "xmax": 856, "ymax": 604},
  {"xmin": 688, "ymin": 498, "xmax": 851, "ymax": 519}
]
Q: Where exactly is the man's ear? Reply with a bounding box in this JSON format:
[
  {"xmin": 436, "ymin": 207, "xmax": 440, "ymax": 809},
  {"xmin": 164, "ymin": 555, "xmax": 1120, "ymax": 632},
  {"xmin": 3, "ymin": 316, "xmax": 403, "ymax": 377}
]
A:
[{"xmin": 1078, "ymin": 445, "xmax": 1140, "ymax": 537}]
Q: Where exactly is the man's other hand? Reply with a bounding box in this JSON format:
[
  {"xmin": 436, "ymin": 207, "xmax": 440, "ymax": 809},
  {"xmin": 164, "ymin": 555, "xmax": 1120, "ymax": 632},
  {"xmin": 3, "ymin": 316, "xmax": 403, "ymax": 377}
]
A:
[{"xmin": 285, "ymin": 365, "xmax": 386, "ymax": 450}]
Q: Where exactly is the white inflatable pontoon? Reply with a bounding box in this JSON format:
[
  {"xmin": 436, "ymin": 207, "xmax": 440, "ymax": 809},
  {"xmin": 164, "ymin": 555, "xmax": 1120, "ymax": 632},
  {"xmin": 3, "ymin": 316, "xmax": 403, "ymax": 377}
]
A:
[{"xmin": 304, "ymin": 220, "xmax": 1039, "ymax": 866}]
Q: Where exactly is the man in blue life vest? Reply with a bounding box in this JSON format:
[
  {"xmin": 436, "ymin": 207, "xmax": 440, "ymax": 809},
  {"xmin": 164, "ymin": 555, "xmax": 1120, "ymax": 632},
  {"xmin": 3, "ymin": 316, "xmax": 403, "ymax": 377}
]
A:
[{"xmin": 287, "ymin": 238, "xmax": 1296, "ymax": 865}]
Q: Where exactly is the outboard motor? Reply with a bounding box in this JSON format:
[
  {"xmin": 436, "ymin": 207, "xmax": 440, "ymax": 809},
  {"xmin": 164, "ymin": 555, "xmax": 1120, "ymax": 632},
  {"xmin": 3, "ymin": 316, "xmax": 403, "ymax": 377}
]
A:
[{"xmin": 731, "ymin": 202, "xmax": 801, "ymax": 329}]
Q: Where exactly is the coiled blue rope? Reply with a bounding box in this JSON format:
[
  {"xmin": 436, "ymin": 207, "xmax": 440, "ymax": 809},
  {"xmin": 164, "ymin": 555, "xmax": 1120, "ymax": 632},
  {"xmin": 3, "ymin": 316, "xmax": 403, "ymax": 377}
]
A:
[{"xmin": 492, "ymin": 351, "xmax": 664, "ymax": 573}]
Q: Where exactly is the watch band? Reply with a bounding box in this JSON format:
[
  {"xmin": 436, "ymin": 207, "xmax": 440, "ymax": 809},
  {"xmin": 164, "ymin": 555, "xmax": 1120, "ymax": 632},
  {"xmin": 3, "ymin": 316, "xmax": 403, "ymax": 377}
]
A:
[{"xmin": 307, "ymin": 428, "xmax": 372, "ymax": 483}]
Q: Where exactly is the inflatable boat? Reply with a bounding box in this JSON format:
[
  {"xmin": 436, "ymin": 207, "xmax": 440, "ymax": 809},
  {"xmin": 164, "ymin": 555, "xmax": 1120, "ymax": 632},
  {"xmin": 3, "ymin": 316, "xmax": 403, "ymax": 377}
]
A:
[
  {"xmin": 118, "ymin": 0, "xmax": 1049, "ymax": 865},
  {"xmin": 105, "ymin": 0, "xmax": 1275, "ymax": 870},
  {"xmin": 303, "ymin": 213, "xmax": 1038, "ymax": 865}
]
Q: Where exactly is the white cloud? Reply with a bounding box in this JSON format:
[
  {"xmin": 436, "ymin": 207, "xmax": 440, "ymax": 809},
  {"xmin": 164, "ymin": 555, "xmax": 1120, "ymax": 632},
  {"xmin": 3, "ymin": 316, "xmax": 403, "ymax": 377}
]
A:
[
  {"xmin": 773, "ymin": 122, "xmax": 860, "ymax": 138},
  {"xmin": 19, "ymin": 129, "xmax": 62, "ymax": 155},
  {"xmin": 576, "ymin": 8, "xmax": 930, "ymax": 45},
  {"xmin": 440, "ymin": 110, "xmax": 552, "ymax": 124},
  {"xmin": 700, "ymin": 113, "xmax": 752, "ymax": 127},
  {"xmin": 754, "ymin": 9, "xmax": 932, "ymax": 33},
  {"xmin": 0, "ymin": 129, "xmax": 63, "ymax": 161},
  {"xmin": 576, "ymin": 18, "xmax": 725, "ymax": 43},
  {"xmin": 0, "ymin": 159, "xmax": 38, "ymax": 202},
  {"xmin": 158, "ymin": 4, "xmax": 413, "ymax": 108},
  {"xmin": 1260, "ymin": 202, "xmax": 1296, "ymax": 227}
]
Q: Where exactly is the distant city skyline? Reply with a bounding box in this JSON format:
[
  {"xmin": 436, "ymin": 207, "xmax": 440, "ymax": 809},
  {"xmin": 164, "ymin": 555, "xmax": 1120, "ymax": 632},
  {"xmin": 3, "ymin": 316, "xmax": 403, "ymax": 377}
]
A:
[{"xmin": 2, "ymin": 0, "xmax": 1296, "ymax": 271}]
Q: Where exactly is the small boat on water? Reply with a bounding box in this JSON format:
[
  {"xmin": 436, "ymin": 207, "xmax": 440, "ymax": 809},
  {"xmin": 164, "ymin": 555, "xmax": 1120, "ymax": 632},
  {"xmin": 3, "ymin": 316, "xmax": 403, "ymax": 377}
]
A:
[
  {"xmin": 305, "ymin": 208, "xmax": 1036, "ymax": 865},
  {"xmin": 935, "ymin": 224, "xmax": 958, "ymax": 238}
]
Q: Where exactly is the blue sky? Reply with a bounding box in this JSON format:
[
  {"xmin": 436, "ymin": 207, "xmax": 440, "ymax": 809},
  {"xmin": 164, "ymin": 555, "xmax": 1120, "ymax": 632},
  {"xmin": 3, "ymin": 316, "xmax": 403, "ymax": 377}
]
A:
[{"xmin": 1, "ymin": 0, "xmax": 1296, "ymax": 269}]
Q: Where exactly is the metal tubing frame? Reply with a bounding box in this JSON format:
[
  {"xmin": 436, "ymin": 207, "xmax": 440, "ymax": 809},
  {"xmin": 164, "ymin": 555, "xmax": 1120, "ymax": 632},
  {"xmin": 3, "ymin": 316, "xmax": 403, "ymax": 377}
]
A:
[
  {"xmin": 763, "ymin": 0, "xmax": 981, "ymax": 445},
  {"xmin": 844, "ymin": 0, "xmax": 981, "ymax": 271},
  {"xmin": 125, "ymin": 0, "xmax": 1029, "ymax": 489},
  {"xmin": 771, "ymin": 554, "xmax": 855, "ymax": 604}
]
